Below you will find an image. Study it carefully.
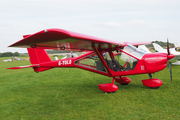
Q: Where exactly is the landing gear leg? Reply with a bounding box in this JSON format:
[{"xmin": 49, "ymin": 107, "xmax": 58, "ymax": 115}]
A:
[{"xmin": 148, "ymin": 73, "xmax": 152, "ymax": 79}]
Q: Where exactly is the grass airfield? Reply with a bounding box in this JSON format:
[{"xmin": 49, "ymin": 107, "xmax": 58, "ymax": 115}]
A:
[{"xmin": 0, "ymin": 57, "xmax": 180, "ymax": 119}]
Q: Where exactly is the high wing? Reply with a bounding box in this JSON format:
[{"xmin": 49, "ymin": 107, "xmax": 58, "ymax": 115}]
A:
[{"xmin": 9, "ymin": 28, "xmax": 150, "ymax": 51}]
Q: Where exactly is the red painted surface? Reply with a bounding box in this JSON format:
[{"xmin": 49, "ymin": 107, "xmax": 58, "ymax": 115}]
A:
[
  {"xmin": 27, "ymin": 48, "xmax": 52, "ymax": 64},
  {"xmin": 8, "ymin": 43, "xmax": 175, "ymax": 77},
  {"xmin": 92, "ymin": 45, "xmax": 112, "ymax": 76},
  {"xmin": 7, "ymin": 64, "xmax": 39, "ymax": 69},
  {"xmin": 9, "ymin": 28, "xmax": 150, "ymax": 51},
  {"xmin": 33, "ymin": 67, "xmax": 54, "ymax": 72},
  {"xmin": 9, "ymin": 28, "xmax": 124, "ymax": 51},
  {"xmin": 168, "ymin": 54, "xmax": 175, "ymax": 59},
  {"xmin": 7, "ymin": 28, "xmax": 175, "ymax": 92},
  {"xmin": 143, "ymin": 53, "xmax": 170, "ymax": 73},
  {"xmin": 142, "ymin": 78, "xmax": 163, "ymax": 88},
  {"xmin": 98, "ymin": 83, "xmax": 118, "ymax": 92},
  {"xmin": 115, "ymin": 77, "xmax": 131, "ymax": 84}
]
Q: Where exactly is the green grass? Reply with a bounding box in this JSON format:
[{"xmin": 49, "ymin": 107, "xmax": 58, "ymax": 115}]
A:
[{"xmin": 0, "ymin": 57, "xmax": 180, "ymax": 119}]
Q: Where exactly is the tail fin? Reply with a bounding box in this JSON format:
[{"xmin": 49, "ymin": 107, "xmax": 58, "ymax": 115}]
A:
[
  {"xmin": 27, "ymin": 48, "xmax": 52, "ymax": 64},
  {"xmin": 152, "ymin": 43, "xmax": 164, "ymax": 52},
  {"xmin": 27, "ymin": 48, "xmax": 53, "ymax": 72},
  {"xmin": 8, "ymin": 48, "xmax": 53, "ymax": 72}
]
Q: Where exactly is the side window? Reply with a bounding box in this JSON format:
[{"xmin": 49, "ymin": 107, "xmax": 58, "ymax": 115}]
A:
[
  {"xmin": 103, "ymin": 52, "xmax": 114, "ymax": 70},
  {"xmin": 74, "ymin": 50, "xmax": 139, "ymax": 73},
  {"xmin": 120, "ymin": 52, "xmax": 138, "ymax": 70},
  {"xmin": 111, "ymin": 50, "xmax": 138, "ymax": 71},
  {"xmin": 74, "ymin": 53, "xmax": 107, "ymax": 72}
]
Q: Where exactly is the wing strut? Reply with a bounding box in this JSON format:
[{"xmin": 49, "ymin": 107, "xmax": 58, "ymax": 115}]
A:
[{"xmin": 92, "ymin": 44, "xmax": 112, "ymax": 76}]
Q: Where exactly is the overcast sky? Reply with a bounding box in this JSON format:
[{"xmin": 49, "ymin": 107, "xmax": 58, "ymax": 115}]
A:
[{"xmin": 1, "ymin": 0, "xmax": 180, "ymax": 53}]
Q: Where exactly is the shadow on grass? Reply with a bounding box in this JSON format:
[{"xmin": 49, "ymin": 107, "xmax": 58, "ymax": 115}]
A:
[{"xmin": 60, "ymin": 80, "xmax": 156, "ymax": 94}]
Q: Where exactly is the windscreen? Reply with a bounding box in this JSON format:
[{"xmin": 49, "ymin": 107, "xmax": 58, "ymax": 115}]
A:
[{"xmin": 122, "ymin": 44, "xmax": 145, "ymax": 60}]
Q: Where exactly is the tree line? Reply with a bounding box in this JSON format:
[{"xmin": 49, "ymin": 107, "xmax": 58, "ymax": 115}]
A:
[
  {"xmin": 146, "ymin": 41, "xmax": 175, "ymax": 48},
  {"xmin": 46, "ymin": 50, "xmax": 70, "ymax": 54},
  {"xmin": 0, "ymin": 52, "xmax": 20, "ymax": 57}
]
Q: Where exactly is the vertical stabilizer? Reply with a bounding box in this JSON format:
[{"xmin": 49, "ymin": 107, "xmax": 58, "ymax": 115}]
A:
[
  {"xmin": 27, "ymin": 48, "xmax": 52, "ymax": 64},
  {"xmin": 8, "ymin": 48, "xmax": 52, "ymax": 72}
]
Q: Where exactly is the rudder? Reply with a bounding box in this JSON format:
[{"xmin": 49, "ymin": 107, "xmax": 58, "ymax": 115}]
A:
[
  {"xmin": 8, "ymin": 48, "xmax": 52, "ymax": 72},
  {"xmin": 27, "ymin": 48, "xmax": 52, "ymax": 64}
]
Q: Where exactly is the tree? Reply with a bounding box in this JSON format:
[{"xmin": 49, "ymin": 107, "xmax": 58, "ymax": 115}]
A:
[
  {"xmin": 1, "ymin": 52, "xmax": 13, "ymax": 57},
  {"xmin": 0, "ymin": 52, "xmax": 20, "ymax": 57},
  {"xmin": 13, "ymin": 52, "xmax": 20, "ymax": 56}
]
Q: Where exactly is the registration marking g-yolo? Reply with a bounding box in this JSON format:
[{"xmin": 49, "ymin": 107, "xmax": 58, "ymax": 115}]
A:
[{"xmin": 58, "ymin": 60, "xmax": 72, "ymax": 66}]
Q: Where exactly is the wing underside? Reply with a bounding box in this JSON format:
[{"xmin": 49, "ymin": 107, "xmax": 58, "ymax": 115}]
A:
[
  {"xmin": 9, "ymin": 28, "xmax": 150, "ymax": 51},
  {"xmin": 9, "ymin": 28, "xmax": 123, "ymax": 51}
]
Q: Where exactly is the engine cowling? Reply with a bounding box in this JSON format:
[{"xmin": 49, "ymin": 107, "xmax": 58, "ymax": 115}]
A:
[{"xmin": 143, "ymin": 53, "xmax": 168, "ymax": 73}]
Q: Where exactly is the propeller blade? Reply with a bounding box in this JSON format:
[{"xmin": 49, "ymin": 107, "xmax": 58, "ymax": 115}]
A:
[
  {"xmin": 167, "ymin": 38, "xmax": 170, "ymax": 55},
  {"xmin": 168, "ymin": 60, "xmax": 172, "ymax": 82},
  {"xmin": 167, "ymin": 38, "xmax": 172, "ymax": 82}
]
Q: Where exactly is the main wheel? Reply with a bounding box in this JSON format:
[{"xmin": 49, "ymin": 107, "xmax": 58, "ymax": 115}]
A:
[
  {"xmin": 142, "ymin": 78, "xmax": 162, "ymax": 88},
  {"xmin": 115, "ymin": 77, "xmax": 131, "ymax": 85},
  {"xmin": 121, "ymin": 83, "xmax": 129, "ymax": 85},
  {"xmin": 150, "ymin": 87, "xmax": 160, "ymax": 89},
  {"xmin": 106, "ymin": 91, "xmax": 116, "ymax": 94}
]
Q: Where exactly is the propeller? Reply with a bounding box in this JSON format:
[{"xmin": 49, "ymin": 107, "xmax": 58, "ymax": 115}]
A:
[{"xmin": 167, "ymin": 38, "xmax": 172, "ymax": 82}]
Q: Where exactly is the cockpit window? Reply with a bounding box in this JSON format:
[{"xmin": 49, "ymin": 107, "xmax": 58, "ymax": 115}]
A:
[
  {"xmin": 75, "ymin": 52, "xmax": 107, "ymax": 73},
  {"xmin": 123, "ymin": 44, "xmax": 145, "ymax": 60}
]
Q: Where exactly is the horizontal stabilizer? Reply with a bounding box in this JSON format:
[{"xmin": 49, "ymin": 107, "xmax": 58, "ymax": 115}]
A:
[{"xmin": 7, "ymin": 64, "xmax": 39, "ymax": 69}]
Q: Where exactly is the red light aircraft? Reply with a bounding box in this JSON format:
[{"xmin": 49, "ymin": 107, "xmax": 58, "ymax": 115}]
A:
[{"xmin": 8, "ymin": 28, "xmax": 175, "ymax": 93}]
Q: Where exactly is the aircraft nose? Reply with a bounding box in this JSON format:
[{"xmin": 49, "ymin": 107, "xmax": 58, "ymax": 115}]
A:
[{"xmin": 168, "ymin": 53, "xmax": 175, "ymax": 60}]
